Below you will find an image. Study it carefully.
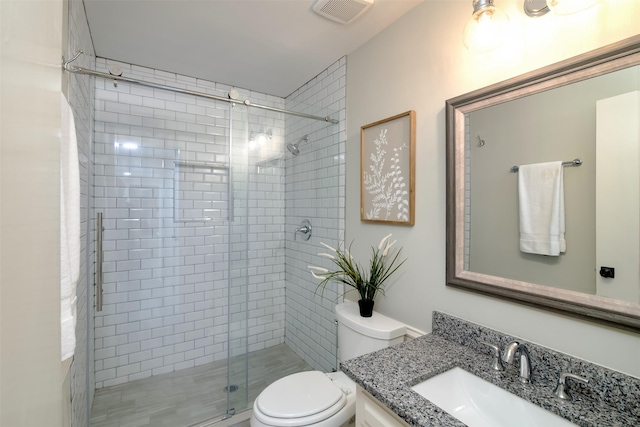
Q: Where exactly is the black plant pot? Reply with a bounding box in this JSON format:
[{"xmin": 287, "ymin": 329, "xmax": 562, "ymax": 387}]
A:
[{"xmin": 358, "ymin": 299, "xmax": 374, "ymax": 317}]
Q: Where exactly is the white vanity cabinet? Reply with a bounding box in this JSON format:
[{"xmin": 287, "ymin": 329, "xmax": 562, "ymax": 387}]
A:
[{"xmin": 356, "ymin": 385, "xmax": 410, "ymax": 427}]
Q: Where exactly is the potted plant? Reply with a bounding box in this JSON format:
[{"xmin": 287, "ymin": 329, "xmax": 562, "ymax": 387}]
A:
[{"xmin": 308, "ymin": 234, "xmax": 406, "ymax": 317}]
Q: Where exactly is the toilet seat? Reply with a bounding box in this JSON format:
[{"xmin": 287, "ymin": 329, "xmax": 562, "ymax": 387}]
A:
[{"xmin": 253, "ymin": 371, "xmax": 348, "ymax": 426}]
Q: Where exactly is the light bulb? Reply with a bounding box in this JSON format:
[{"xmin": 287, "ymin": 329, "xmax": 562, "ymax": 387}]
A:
[
  {"xmin": 463, "ymin": 0, "xmax": 510, "ymax": 52},
  {"xmin": 546, "ymin": 0, "xmax": 599, "ymax": 15}
]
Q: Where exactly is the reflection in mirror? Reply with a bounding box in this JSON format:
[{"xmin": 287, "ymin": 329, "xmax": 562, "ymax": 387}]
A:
[
  {"xmin": 446, "ymin": 35, "xmax": 640, "ymax": 331},
  {"xmin": 466, "ymin": 65, "xmax": 640, "ymax": 302}
]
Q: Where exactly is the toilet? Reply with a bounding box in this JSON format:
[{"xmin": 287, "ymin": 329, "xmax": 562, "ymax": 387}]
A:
[{"xmin": 250, "ymin": 302, "xmax": 407, "ymax": 427}]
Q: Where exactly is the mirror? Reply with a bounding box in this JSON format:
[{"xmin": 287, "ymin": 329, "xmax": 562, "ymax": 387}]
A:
[{"xmin": 446, "ymin": 35, "xmax": 640, "ymax": 332}]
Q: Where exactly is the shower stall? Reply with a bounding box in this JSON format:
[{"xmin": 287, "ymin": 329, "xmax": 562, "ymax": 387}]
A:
[{"xmin": 69, "ymin": 51, "xmax": 346, "ymax": 427}]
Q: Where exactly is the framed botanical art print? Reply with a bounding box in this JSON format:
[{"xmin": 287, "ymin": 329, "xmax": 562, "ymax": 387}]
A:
[{"xmin": 361, "ymin": 110, "xmax": 415, "ymax": 225}]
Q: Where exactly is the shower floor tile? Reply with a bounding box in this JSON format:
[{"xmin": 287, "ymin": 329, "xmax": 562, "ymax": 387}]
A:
[{"xmin": 90, "ymin": 343, "xmax": 312, "ymax": 427}]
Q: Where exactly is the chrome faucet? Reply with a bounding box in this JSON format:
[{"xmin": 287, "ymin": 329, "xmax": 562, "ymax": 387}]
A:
[{"xmin": 502, "ymin": 341, "xmax": 532, "ymax": 384}]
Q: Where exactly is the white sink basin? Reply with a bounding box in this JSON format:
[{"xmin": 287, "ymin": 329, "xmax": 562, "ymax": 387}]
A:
[{"xmin": 411, "ymin": 368, "xmax": 576, "ymax": 427}]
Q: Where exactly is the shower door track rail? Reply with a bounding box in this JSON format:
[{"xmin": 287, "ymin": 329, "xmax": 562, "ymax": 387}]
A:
[{"xmin": 62, "ymin": 51, "xmax": 339, "ymax": 124}]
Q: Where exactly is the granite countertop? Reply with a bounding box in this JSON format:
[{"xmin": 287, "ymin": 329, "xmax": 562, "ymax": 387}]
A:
[{"xmin": 340, "ymin": 333, "xmax": 638, "ymax": 427}]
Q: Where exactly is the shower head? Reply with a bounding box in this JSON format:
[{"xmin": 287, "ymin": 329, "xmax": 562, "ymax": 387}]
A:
[{"xmin": 287, "ymin": 135, "xmax": 308, "ymax": 156}]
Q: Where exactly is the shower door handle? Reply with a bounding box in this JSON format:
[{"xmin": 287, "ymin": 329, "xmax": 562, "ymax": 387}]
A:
[
  {"xmin": 96, "ymin": 212, "xmax": 104, "ymax": 312},
  {"xmin": 228, "ymin": 167, "xmax": 234, "ymax": 223}
]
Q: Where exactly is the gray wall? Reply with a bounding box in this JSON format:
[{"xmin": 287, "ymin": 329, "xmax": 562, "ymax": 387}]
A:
[{"xmin": 346, "ymin": 0, "xmax": 640, "ymax": 378}]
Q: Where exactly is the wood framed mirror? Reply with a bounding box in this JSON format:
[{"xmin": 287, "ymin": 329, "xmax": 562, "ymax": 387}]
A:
[{"xmin": 446, "ymin": 35, "xmax": 640, "ymax": 332}]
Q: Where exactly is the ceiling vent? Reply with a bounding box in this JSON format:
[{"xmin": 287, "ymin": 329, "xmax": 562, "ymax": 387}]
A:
[{"xmin": 312, "ymin": 0, "xmax": 374, "ymax": 25}]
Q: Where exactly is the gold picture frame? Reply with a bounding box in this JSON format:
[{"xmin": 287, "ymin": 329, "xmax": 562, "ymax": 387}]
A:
[{"xmin": 361, "ymin": 110, "xmax": 415, "ymax": 225}]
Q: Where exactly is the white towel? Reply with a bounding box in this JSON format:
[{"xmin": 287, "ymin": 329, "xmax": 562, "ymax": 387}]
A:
[
  {"xmin": 518, "ymin": 161, "xmax": 566, "ymax": 256},
  {"xmin": 61, "ymin": 94, "xmax": 80, "ymax": 361}
]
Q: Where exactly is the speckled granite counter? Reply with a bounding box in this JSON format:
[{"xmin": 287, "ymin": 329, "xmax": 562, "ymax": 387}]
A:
[{"xmin": 340, "ymin": 312, "xmax": 640, "ymax": 427}]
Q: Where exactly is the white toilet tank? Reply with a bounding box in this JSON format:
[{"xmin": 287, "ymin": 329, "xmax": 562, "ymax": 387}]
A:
[{"xmin": 335, "ymin": 302, "xmax": 407, "ymax": 363}]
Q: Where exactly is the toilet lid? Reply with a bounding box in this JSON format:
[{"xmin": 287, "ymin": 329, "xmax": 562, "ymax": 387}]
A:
[{"xmin": 256, "ymin": 371, "xmax": 346, "ymax": 420}]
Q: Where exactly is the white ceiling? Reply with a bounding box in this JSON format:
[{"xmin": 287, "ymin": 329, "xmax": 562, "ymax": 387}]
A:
[{"xmin": 84, "ymin": 0, "xmax": 423, "ymax": 98}]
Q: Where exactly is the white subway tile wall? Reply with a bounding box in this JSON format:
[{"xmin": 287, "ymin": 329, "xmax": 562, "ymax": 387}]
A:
[
  {"xmin": 67, "ymin": 0, "xmax": 96, "ymax": 424},
  {"xmin": 92, "ymin": 59, "xmax": 290, "ymax": 388},
  {"xmin": 284, "ymin": 57, "xmax": 347, "ymax": 372}
]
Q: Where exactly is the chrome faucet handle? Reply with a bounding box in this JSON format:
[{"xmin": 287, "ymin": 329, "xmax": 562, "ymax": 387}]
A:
[
  {"xmin": 502, "ymin": 341, "xmax": 520, "ymax": 364},
  {"xmin": 481, "ymin": 342, "xmax": 504, "ymax": 371},
  {"xmin": 554, "ymin": 372, "xmax": 589, "ymax": 401}
]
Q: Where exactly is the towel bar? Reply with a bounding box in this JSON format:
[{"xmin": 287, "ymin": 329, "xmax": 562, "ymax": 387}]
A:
[{"xmin": 510, "ymin": 158, "xmax": 582, "ymax": 173}]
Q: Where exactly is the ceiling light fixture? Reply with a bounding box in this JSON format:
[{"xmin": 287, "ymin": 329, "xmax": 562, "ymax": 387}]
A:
[
  {"xmin": 463, "ymin": 0, "xmax": 510, "ymax": 52},
  {"xmin": 523, "ymin": 0, "xmax": 549, "ymax": 17}
]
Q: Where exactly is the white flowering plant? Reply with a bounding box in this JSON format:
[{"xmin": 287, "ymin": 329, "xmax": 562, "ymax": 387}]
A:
[{"xmin": 308, "ymin": 234, "xmax": 406, "ymax": 302}]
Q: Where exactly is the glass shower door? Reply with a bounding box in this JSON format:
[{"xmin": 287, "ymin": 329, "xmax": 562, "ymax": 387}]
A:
[
  {"xmin": 224, "ymin": 101, "xmax": 289, "ymax": 415},
  {"xmin": 91, "ymin": 85, "xmax": 242, "ymax": 426},
  {"xmin": 225, "ymin": 102, "xmax": 250, "ymax": 417},
  {"xmin": 90, "ymin": 68, "xmax": 299, "ymax": 426}
]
